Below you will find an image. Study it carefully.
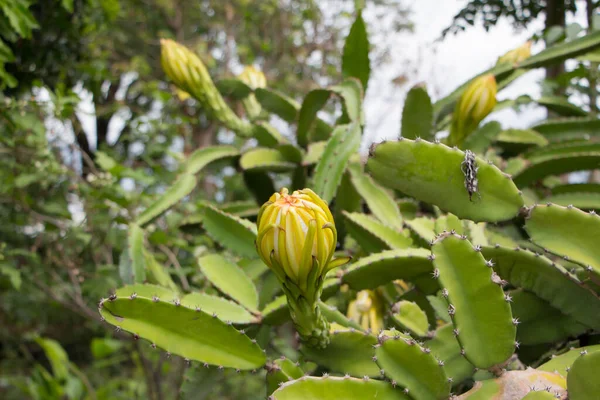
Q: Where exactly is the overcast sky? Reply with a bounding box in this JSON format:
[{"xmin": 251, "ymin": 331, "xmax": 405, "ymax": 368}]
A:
[{"xmin": 362, "ymin": 0, "xmax": 589, "ymax": 148}]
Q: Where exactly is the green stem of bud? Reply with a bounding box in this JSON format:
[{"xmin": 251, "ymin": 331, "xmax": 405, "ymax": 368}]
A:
[{"xmin": 283, "ymin": 281, "xmax": 330, "ymax": 349}]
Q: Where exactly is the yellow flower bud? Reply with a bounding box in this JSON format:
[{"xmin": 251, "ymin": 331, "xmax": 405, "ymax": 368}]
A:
[
  {"xmin": 237, "ymin": 66, "xmax": 266, "ymax": 119},
  {"xmin": 497, "ymin": 41, "xmax": 532, "ymax": 65},
  {"xmin": 238, "ymin": 65, "xmax": 266, "ymax": 90},
  {"xmin": 347, "ymin": 290, "xmax": 384, "ymax": 333},
  {"xmin": 256, "ymin": 188, "xmax": 337, "ymax": 289},
  {"xmin": 449, "ymin": 74, "xmax": 497, "ymax": 147},
  {"xmin": 159, "ymin": 38, "xmax": 252, "ymax": 136}
]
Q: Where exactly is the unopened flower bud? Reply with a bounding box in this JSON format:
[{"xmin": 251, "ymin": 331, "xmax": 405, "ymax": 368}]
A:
[
  {"xmin": 347, "ymin": 290, "xmax": 384, "ymax": 333},
  {"xmin": 160, "ymin": 38, "xmax": 252, "ymax": 136},
  {"xmin": 449, "ymin": 74, "xmax": 497, "ymax": 147},
  {"xmin": 256, "ymin": 188, "xmax": 350, "ymax": 348},
  {"xmin": 238, "ymin": 65, "xmax": 266, "ymax": 90},
  {"xmin": 256, "ymin": 188, "xmax": 337, "ymax": 288},
  {"xmin": 238, "ymin": 65, "xmax": 266, "ymax": 119},
  {"xmin": 497, "ymin": 41, "xmax": 532, "ymax": 65}
]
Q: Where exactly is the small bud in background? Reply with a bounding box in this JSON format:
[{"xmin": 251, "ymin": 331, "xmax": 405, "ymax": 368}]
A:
[
  {"xmin": 347, "ymin": 290, "xmax": 385, "ymax": 333},
  {"xmin": 159, "ymin": 38, "xmax": 252, "ymax": 136},
  {"xmin": 238, "ymin": 65, "xmax": 266, "ymax": 90},
  {"xmin": 256, "ymin": 188, "xmax": 350, "ymax": 348},
  {"xmin": 238, "ymin": 65, "xmax": 266, "ymax": 119},
  {"xmin": 497, "ymin": 41, "xmax": 532, "ymax": 65},
  {"xmin": 449, "ymin": 73, "xmax": 497, "ymax": 147}
]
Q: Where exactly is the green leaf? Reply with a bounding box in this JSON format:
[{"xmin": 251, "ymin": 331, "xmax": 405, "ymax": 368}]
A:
[
  {"xmin": 303, "ymin": 141, "xmax": 328, "ymax": 166},
  {"xmin": 481, "ymin": 246, "xmax": 600, "ymax": 330},
  {"xmin": 391, "ymin": 301, "xmax": 429, "ymax": 337},
  {"xmin": 538, "ymin": 345, "xmax": 600, "ymax": 376},
  {"xmin": 136, "ymin": 174, "xmax": 196, "ymax": 226},
  {"xmin": 34, "ymin": 337, "xmax": 69, "ymax": 380},
  {"xmin": 271, "ymin": 376, "xmax": 409, "ymax": 400},
  {"xmin": 463, "ymin": 121, "xmax": 502, "ymax": 155},
  {"xmin": 532, "ymin": 117, "xmax": 600, "ymax": 142},
  {"xmin": 342, "ymin": 249, "xmax": 436, "ymax": 294},
  {"xmin": 244, "ymin": 170, "xmax": 276, "ymax": 205},
  {"xmin": 297, "ymin": 80, "xmax": 363, "ymax": 147},
  {"xmin": 525, "ymin": 204, "xmax": 600, "ymax": 275},
  {"xmin": 197, "ymin": 253, "xmax": 259, "ymax": 312},
  {"xmin": 348, "ymin": 163, "xmax": 403, "ymax": 229},
  {"xmin": 201, "ymin": 205, "xmax": 257, "ymax": 258},
  {"xmin": 215, "ymin": 78, "xmax": 252, "ymax": 99},
  {"xmin": 144, "ymin": 251, "xmax": 178, "ymax": 292},
  {"xmin": 567, "ymin": 350, "xmax": 600, "ymax": 399},
  {"xmin": 342, "ymin": 11, "xmax": 370, "ymax": 90},
  {"xmin": 240, "ymin": 148, "xmax": 297, "ymax": 172},
  {"xmin": 267, "ymin": 358, "xmax": 305, "ymax": 396},
  {"xmin": 313, "ymin": 124, "xmax": 362, "ymax": 203},
  {"xmin": 376, "ymin": 331, "xmax": 450, "ymax": 400},
  {"xmin": 183, "ymin": 145, "xmax": 239, "ymax": 175},
  {"xmin": 513, "ymin": 153, "xmax": 600, "ymax": 188},
  {"xmin": 367, "ymin": 138, "xmax": 524, "ymax": 222},
  {"xmin": 510, "ymin": 289, "xmax": 587, "ymax": 345},
  {"xmin": 431, "ymin": 234, "xmax": 516, "ymax": 368},
  {"xmin": 297, "ymin": 89, "xmax": 331, "ymax": 148},
  {"xmin": 128, "ymin": 223, "xmax": 146, "ymax": 283},
  {"xmin": 343, "ymin": 212, "xmax": 412, "ymax": 253},
  {"xmin": 254, "ymin": 88, "xmax": 300, "ymax": 122},
  {"xmin": 302, "ymin": 329, "xmax": 380, "ymax": 377},
  {"xmin": 0, "ymin": 0, "xmax": 39, "ymax": 38},
  {"xmin": 536, "ymin": 96, "xmax": 588, "ymax": 117},
  {"xmin": 545, "ymin": 192, "xmax": 600, "ymax": 210},
  {"xmin": 0, "ymin": 264, "xmax": 21, "ymax": 290},
  {"xmin": 115, "ymin": 284, "xmax": 176, "ymax": 300},
  {"xmin": 118, "ymin": 247, "xmax": 133, "ymax": 285},
  {"xmin": 427, "ymin": 324, "xmax": 475, "ymax": 385},
  {"xmin": 401, "ymin": 84, "xmax": 433, "ymax": 141},
  {"xmin": 99, "ymin": 297, "xmax": 265, "ymax": 369},
  {"xmin": 495, "ymin": 129, "xmax": 548, "ymax": 149},
  {"xmin": 181, "ymin": 292, "xmax": 258, "ymax": 324}
]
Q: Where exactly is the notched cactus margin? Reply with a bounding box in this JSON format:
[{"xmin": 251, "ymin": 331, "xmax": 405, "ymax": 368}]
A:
[
  {"xmin": 566, "ymin": 348, "xmax": 600, "ymax": 399},
  {"xmin": 197, "ymin": 253, "xmax": 259, "ymax": 313},
  {"xmin": 301, "ymin": 329, "xmax": 380, "ymax": 378},
  {"xmin": 481, "ymin": 245, "xmax": 600, "ymax": 330},
  {"xmin": 266, "ymin": 358, "xmax": 304, "ymax": 396},
  {"xmin": 270, "ymin": 376, "xmax": 410, "ymax": 400},
  {"xmin": 538, "ymin": 345, "xmax": 600, "ymax": 377},
  {"xmin": 428, "ymin": 324, "xmax": 476, "ymax": 386},
  {"xmin": 181, "ymin": 292, "xmax": 260, "ymax": 324},
  {"xmin": 375, "ymin": 331, "xmax": 451, "ymax": 400},
  {"xmin": 455, "ymin": 369, "xmax": 567, "ymax": 400},
  {"xmin": 200, "ymin": 204, "xmax": 257, "ymax": 258},
  {"xmin": 313, "ymin": 123, "xmax": 362, "ymax": 203},
  {"xmin": 98, "ymin": 296, "xmax": 266, "ymax": 370},
  {"xmin": 525, "ymin": 204, "xmax": 600, "ymax": 275},
  {"xmin": 431, "ymin": 233, "xmax": 516, "ymax": 369},
  {"xmin": 367, "ymin": 138, "xmax": 524, "ymax": 222}
]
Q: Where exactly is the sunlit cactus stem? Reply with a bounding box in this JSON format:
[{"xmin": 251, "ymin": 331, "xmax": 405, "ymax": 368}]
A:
[
  {"xmin": 238, "ymin": 65, "xmax": 266, "ymax": 120},
  {"xmin": 448, "ymin": 73, "xmax": 497, "ymax": 147},
  {"xmin": 256, "ymin": 188, "xmax": 350, "ymax": 348},
  {"xmin": 160, "ymin": 38, "xmax": 253, "ymax": 136}
]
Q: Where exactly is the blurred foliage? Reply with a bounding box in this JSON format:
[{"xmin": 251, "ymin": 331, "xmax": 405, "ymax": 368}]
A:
[{"xmin": 0, "ymin": 0, "xmax": 411, "ymax": 399}]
